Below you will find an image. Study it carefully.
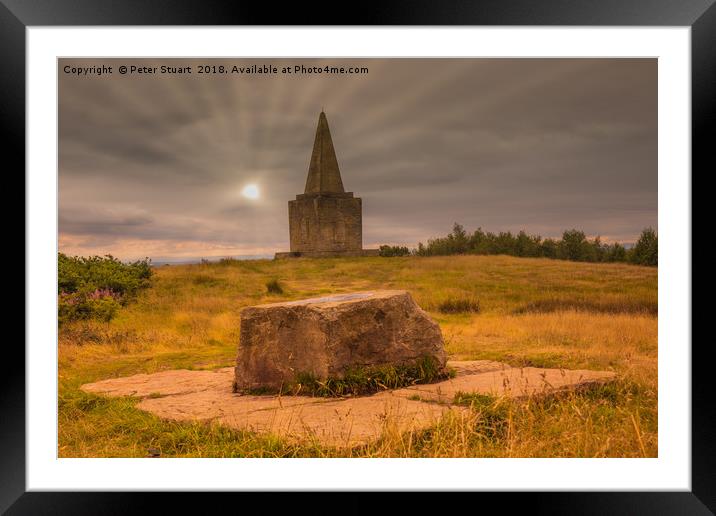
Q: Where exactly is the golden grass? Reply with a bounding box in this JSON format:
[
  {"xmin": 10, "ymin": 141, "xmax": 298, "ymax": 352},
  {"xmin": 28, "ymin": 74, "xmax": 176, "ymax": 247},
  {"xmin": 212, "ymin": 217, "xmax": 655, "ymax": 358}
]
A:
[{"xmin": 58, "ymin": 255, "xmax": 657, "ymax": 458}]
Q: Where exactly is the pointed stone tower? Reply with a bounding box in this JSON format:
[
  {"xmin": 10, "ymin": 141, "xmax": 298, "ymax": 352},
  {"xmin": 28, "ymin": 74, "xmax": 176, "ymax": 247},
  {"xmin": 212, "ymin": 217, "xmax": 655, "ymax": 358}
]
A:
[
  {"xmin": 304, "ymin": 111, "xmax": 345, "ymax": 195},
  {"xmin": 279, "ymin": 111, "xmax": 376, "ymax": 258}
]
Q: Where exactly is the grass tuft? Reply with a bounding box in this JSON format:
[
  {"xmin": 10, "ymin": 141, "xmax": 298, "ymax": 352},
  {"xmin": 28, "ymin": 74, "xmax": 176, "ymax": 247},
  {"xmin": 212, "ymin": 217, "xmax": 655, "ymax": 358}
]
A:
[
  {"xmin": 437, "ymin": 297, "xmax": 481, "ymax": 314},
  {"xmin": 265, "ymin": 279, "xmax": 284, "ymax": 295},
  {"xmin": 273, "ymin": 356, "xmax": 451, "ymax": 397},
  {"xmin": 453, "ymin": 391, "xmax": 497, "ymax": 407}
]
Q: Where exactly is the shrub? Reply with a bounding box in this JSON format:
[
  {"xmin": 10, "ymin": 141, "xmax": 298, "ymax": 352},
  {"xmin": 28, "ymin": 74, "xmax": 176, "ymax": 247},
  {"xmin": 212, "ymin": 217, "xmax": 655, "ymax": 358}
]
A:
[
  {"xmin": 58, "ymin": 253, "xmax": 153, "ymax": 324},
  {"xmin": 266, "ymin": 279, "xmax": 283, "ymax": 294},
  {"xmin": 58, "ymin": 253, "xmax": 152, "ymax": 296},
  {"xmin": 59, "ymin": 293, "xmax": 122, "ymax": 324},
  {"xmin": 379, "ymin": 245, "xmax": 410, "ymax": 257}
]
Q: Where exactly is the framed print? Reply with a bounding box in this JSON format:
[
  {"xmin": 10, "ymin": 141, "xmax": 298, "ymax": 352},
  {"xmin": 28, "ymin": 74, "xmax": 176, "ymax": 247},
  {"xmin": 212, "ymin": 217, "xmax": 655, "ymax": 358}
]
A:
[{"xmin": 5, "ymin": 0, "xmax": 712, "ymax": 513}]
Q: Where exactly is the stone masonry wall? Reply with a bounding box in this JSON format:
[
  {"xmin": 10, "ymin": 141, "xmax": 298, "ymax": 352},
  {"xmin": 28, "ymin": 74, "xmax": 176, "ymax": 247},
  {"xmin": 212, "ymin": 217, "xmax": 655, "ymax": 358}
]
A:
[{"xmin": 289, "ymin": 194, "xmax": 362, "ymax": 254}]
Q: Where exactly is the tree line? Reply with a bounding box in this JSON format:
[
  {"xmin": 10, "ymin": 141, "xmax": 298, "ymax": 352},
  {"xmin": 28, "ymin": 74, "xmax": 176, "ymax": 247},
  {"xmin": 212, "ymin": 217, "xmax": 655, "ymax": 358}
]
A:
[{"xmin": 379, "ymin": 224, "xmax": 657, "ymax": 266}]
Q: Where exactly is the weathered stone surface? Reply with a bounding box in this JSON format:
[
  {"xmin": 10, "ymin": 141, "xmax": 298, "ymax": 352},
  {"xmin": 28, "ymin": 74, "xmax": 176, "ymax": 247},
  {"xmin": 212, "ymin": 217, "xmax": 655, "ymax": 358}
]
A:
[
  {"xmin": 289, "ymin": 192, "xmax": 363, "ymax": 255},
  {"xmin": 304, "ymin": 111, "xmax": 345, "ymax": 195},
  {"xmin": 138, "ymin": 389, "xmax": 331, "ymax": 422},
  {"xmin": 139, "ymin": 387, "xmax": 457, "ymax": 447},
  {"xmin": 391, "ymin": 366, "xmax": 617, "ymax": 403},
  {"xmin": 447, "ymin": 360, "xmax": 509, "ymax": 376},
  {"xmin": 289, "ymin": 111, "xmax": 363, "ymax": 256},
  {"xmin": 80, "ymin": 360, "xmax": 617, "ymax": 448},
  {"xmin": 233, "ymin": 290, "xmax": 447, "ymax": 392},
  {"xmin": 219, "ymin": 394, "xmax": 458, "ymax": 447},
  {"xmin": 80, "ymin": 367, "xmax": 233, "ymax": 398}
]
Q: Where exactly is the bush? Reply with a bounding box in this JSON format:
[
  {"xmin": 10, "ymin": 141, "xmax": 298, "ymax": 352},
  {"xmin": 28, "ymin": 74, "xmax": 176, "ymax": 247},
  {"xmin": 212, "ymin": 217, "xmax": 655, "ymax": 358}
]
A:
[
  {"xmin": 437, "ymin": 297, "xmax": 481, "ymax": 314},
  {"xmin": 266, "ymin": 279, "xmax": 283, "ymax": 294},
  {"xmin": 58, "ymin": 253, "xmax": 152, "ymax": 296},
  {"xmin": 59, "ymin": 293, "xmax": 122, "ymax": 325},
  {"xmin": 58, "ymin": 253, "xmax": 153, "ymax": 324},
  {"xmin": 379, "ymin": 245, "xmax": 410, "ymax": 257}
]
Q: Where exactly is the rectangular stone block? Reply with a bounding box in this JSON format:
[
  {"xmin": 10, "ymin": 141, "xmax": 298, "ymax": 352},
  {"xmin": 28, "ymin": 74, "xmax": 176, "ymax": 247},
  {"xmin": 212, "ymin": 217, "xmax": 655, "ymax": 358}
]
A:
[{"xmin": 233, "ymin": 290, "xmax": 447, "ymax": 392}]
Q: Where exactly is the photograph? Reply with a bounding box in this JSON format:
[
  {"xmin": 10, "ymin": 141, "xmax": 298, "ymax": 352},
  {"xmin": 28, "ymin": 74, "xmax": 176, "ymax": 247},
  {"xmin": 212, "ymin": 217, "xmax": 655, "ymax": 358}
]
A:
[
  {"xmin": 1, "ymin": 0, "xmax": 709, "ymax": 505},
  {"xmin": 57, "ymin": 57, "xmax": 659, "ymax": 459}
]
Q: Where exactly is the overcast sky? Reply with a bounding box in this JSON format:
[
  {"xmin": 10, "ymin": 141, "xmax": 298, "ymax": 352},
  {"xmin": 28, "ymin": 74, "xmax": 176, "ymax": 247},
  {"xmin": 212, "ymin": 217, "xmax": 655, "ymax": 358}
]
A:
[{"xmin": 59, "ymin": 58, "xmax": 657, "ymax": 261}]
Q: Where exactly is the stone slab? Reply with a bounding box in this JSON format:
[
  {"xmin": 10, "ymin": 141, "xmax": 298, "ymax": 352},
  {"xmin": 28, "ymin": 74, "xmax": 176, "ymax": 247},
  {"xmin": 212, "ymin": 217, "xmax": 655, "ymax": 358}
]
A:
[
  {"xmin": 219, "ymin": 394, "xmax": 457, "ymax": 447},
  {"xmin": 391, "ymin": 367, "xmax": 616, "ymax": 403},
  {"xmin": 80, "ymin": 360, "xmax": 616, "ymax": 448},
  {"xmin": 446, "ymin": 360, "xmax": 509, "ymax": 376},
  {"xmin": 137, "ymin": 389, "xmax": 331, "ymax": 422},
  {"xmin": 80, "ymin": 367, "xmax": 234, "ymax": 398}
]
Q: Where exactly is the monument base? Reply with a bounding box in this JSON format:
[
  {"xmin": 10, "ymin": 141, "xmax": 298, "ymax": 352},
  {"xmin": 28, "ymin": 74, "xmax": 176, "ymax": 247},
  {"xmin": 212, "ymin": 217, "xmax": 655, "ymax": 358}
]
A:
[{"xmin": 274, "ymin": 249, "xmax": 380, "ymax": 259}]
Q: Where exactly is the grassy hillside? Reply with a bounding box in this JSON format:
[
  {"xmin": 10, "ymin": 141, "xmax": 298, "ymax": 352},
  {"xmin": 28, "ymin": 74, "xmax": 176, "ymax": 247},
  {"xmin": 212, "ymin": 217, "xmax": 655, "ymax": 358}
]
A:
[{"xmin": 58, "ymin": 255, "xmax": 657, "ymax": 458}]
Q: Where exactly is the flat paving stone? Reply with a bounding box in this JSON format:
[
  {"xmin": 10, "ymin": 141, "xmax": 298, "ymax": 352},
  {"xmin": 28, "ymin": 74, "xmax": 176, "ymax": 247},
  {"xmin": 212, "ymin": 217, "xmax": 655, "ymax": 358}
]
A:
[
  {"xmin": 391, "ymin": 366, "xmax": 616, "ymax": 404},
  {"xmin": 218, "ymin": 394, "xmax": 458, "ymax": 447},
  {"xmin": 80, "ymin": 360, "xmax": 616, "ymax": 448},
  {"xmin": 446, "ymin": 360, "xmax": 509, "ymax": 376},
  {"xmin": 137, "ymin": 389, "xmax": 330, "ymax": 422},
  {"xmin": 81, "ymin": 367, "xmax": 234, "ymax": 397}
]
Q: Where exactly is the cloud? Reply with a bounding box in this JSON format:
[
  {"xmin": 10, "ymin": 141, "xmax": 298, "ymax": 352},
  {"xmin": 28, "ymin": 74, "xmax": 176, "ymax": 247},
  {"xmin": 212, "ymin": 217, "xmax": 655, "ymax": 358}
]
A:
[{"xmin": 59, "ymin": 58, "xmax": 657, "ymax": 260}]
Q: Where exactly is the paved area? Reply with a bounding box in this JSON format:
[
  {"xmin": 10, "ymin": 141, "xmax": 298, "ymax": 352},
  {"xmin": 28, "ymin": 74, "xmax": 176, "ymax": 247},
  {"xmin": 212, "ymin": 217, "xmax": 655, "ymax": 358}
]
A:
[{"xmin": 81, "ymin": 360, "xmax": 616, "ymax": 447}]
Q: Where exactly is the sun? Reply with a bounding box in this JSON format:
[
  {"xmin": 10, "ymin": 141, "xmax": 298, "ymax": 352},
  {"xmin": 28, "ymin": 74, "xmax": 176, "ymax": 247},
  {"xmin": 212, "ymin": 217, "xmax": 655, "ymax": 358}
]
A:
[{"xmin": 241, "ymin": 184, "xmax": 260, "ymax": 200}]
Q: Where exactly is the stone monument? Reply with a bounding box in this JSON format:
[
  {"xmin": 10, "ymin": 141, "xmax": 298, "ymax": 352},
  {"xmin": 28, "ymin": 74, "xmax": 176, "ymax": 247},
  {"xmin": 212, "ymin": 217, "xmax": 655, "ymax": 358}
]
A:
[
  {"xmin": 233, "ymin": 290, "xmax": 448, "ymax": 392},
  {"xmin": 275, "ymin": 111, "xmax": 379, "ymax": 259}
]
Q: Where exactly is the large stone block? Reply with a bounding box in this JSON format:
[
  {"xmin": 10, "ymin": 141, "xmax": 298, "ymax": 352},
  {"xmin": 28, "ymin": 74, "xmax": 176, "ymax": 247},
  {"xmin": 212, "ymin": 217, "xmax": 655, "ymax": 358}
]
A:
[{"xmin": 234, "ymin": 290, "xmax": 447, "ymax": 392}]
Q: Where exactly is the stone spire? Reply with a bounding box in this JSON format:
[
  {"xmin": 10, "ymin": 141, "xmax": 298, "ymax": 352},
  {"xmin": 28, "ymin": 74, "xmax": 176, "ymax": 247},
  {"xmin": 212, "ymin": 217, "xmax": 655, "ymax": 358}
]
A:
[{"xmin": 304, "ymin": 111, "xmax": 345, "ymax": 194}]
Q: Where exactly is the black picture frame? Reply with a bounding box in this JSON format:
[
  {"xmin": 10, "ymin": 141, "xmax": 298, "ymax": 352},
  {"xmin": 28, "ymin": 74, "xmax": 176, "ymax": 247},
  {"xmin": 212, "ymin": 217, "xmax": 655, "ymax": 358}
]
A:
[{"xmin": 4, "ymin": 0, "xmax": 711, "ymax": 513}]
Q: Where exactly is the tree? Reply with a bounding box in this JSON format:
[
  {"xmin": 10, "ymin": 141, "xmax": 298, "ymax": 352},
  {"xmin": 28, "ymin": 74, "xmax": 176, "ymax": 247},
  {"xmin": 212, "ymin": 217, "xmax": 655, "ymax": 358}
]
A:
[
  {"xmin": 630, "ymin": 228, "xmax": 658, "ymax": 266},
  {"xmin": 451, "ymin": 223, "xmax": 469, "ymax": 254},
  {"xmin": 605, "ymin": 242, "xmax": 627, "ymax": 262},
  {"xmin": 559, "ymin": 229, "xmax": 588, "ymax": 261},
  {"xmin": 591, "ymin": 236, "xmax": 607, "ymax": 262},
  {"xmin": 412, "ymin": 224, "xmax": 636, "ymax": 265},
  {"xmin": 540, "ymin": 238, "xmax": 558, "ymax": 259},
  {"xmin": 468, "ymin": 227, "xmax": 488, "ymax": 253},
  {"xmin": 515, "ymin": 230, "xmax": 540, "ymax": 257}
]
